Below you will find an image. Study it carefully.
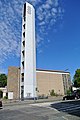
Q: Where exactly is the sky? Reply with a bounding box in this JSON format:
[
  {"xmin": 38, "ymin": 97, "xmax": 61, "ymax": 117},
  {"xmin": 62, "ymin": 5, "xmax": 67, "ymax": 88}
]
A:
[{"xmin": 0, "ymin": 0, "xmax": 80, "ymax": 79}]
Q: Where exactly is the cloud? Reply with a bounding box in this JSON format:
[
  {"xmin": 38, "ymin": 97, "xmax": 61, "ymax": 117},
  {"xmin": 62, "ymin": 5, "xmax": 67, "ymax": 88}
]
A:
[
  {"xmin": 36, "ymin": 0, "xmax": 64, "ymax": 33},
  {"xmin": 0, "ymin": 0, "xmax": 64, "ymax": 64},
  {"xmin": 36, "ymin": 0, "xmax": 64, "ymax": 52},
  {"xmin": 36, "ymin": 34, "xmax": 44, "ymax": 47}
]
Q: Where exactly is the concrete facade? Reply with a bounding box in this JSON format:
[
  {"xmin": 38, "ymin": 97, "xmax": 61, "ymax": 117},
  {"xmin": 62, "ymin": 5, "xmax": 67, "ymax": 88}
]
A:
[
  {"xmin": 7, "ymin": 67, "xmax": 71, "ymax": 99},
  {"xmin": 20, "ymin": 2, "xmax": 36, "ymax": 99}
]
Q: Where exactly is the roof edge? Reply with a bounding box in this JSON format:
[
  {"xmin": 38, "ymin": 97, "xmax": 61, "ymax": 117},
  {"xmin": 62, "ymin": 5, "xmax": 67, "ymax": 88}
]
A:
[{"xmin": 36, "ymin": 68, "xmax": 70, "ymax": 73}]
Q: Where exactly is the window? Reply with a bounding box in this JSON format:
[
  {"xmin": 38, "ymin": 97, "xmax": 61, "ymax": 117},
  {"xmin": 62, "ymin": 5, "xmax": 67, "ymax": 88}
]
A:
[
  {"xmin": 22, "ymin": 50, "xmax": 24, "ymax": 57},
  {"xmin": 21, "ymin": 73, "xmax": 24, "ymax": 82},
  {"xmin": 23, "ymin": 32, "xmax": 25, "ymax": 38},
  {"xmin": 22, "ymin": 75, "xmax": 24, "ymax": 82},
  {"xmin": 22, "ymin": 77, "xmax": 24, "ymax": 82},
  {"xmin": 22, "ymin": 61, "xmax": 24, "ymax": 68},
  {"xmin": 21, "ymin": 85, "xmax": 24, "ymax": 99},
  {"xmin": 21, "ymin": 85, "xmax": 24, "ymax": 90},
  {"xmin": 23, "ymin": 24, "xmax": 25, "ymax": 29},
  {"xmin": 23, "ymin": 3, "xmax": 26, "ymax": 21},
  {"xmin": 23, "ymin": 41, "xmax": 25, "ymax": 47}
]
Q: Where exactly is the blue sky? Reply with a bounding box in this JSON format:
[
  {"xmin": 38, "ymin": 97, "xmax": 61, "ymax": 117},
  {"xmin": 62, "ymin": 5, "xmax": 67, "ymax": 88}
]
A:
[{"xmin": 0, "ymin": 0, "xmax": 80, "ymax": 79}]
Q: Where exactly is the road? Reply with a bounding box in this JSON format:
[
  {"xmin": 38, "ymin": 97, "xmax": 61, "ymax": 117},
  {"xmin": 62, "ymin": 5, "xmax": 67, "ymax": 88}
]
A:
[
  {"xmin": 0, "ymin": 100, "xmax": 80, "ymax": 120},
  {"xmin": 50, "ymin": 99, "xmax": 80, "ymax": 117}
]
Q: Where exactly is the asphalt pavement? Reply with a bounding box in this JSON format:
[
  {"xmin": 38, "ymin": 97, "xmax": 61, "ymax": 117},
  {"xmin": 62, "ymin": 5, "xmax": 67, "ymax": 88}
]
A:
[
  {"xmin": 50, "ymin": 99, "xmax": 80, "ymax": 117},
  {"xmin": 0, "ymin": 99, "xmax": 80, "ymax": 120}
]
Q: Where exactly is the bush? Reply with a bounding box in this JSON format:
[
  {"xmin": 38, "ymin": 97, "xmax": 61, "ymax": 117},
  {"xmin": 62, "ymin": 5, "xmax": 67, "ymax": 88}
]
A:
[
  {"xmin": 67, "ymin": 89, "xmax": 72, "ymax": 95},
  {"xmin": 3, "ymin": 96, "xmax": 8, "ymax": 99},
  {"xmin": 0, "ymin": 90, "xmax": 3, "ymax": 98},
  {"xmin": 50, "ymin": 89, "xmax": 56, "ymax": 96}
]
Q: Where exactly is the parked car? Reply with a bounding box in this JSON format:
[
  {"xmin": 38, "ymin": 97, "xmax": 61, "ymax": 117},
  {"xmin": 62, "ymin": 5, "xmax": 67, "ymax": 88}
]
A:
[
  {"xmin": 75, "ymin": 89, "xmax": 80, "ymax": 98},
  {"xmin": 63, "ymin": 92, "xmax": 79, "ymax": 100},
  {"xmin": 0, "ymin": 101, "xmax": 2, "ymax": 108}
]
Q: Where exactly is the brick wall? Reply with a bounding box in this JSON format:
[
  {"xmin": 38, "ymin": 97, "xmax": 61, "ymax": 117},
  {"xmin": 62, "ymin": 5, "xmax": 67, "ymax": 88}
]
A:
[{"xmin": 7, "ymin": 66, "xmax": 20, "ymax": 99}]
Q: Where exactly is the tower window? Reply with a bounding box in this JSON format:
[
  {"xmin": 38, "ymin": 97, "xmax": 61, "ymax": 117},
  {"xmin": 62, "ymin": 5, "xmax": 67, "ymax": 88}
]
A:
[
  {"xmin": 23, "ymin": 41, "xmax": 25, "ymax": 47},
  {"xmin": 22, "ymin": 61, "xmax": 24, "ymax": 69},
  {"xmin": 22, "ymin": 50, "xmax": 24, "ymax": 57},
  {"xmin": 23, "ymin": 24, "xmax": 25, "ymax": 29},
  {"xmin": 23, "ymin": 3, "xmax": 26, "ymax": 21},
  {"xmin": 23, "ymin": 32, "xmax": 25, "ymax": 38},
  {"xmin": 23, "ymin": 3, "xmax": 26, "ymax": 17},
  {"xmin": 21, "ymin": 73, "xmax": 24, "ymax": 82}
]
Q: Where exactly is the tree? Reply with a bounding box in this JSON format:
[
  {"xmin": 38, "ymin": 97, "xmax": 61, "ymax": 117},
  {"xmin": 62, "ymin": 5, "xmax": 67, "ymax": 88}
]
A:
[
  {"xmin": 0, "ymin": 74, "xmax": 7, "ymax": 87},
  {"xmin": 73, "ymin": 69, "xmax": 80, "ymax": 87}
]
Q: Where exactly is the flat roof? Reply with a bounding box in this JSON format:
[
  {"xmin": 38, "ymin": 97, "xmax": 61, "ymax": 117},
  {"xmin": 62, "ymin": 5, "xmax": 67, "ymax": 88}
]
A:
[{"xmin": 36, "ymin": 68, "xmax": 70, "ymax": 74}]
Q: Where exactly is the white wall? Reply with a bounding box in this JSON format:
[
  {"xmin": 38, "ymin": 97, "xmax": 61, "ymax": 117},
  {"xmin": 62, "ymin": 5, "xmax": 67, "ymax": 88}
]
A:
[{"xmin": 20, "ymin": 2, "xmax": 36, "ymax": 98}]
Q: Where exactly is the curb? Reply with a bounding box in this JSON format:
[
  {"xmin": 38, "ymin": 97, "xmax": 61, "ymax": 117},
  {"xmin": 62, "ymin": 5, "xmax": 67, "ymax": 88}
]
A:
[{"xmin": 3, "ymin": 98, "xmax": 63, "ymax": 106}]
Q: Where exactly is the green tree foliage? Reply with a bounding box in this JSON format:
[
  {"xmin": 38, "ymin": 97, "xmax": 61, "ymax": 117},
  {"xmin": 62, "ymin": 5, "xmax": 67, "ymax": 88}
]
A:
[
  {"xmin": 73, "ymin": 69, "xmax": 80, "ymax": 87},
  {"xmin": 50, "ymin": 89, "xmax": 55, "ymax": 96},
  {"xmin": 0, "ymin": 90, "xmax": 3, "ymax": 98},
  {"xmin": 0, "ymin": 74, "xmax": 7, "ymax": 87},
  {"xmin": 66, "ymin": 89, "xmax": 72, "ymax": 95}
]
